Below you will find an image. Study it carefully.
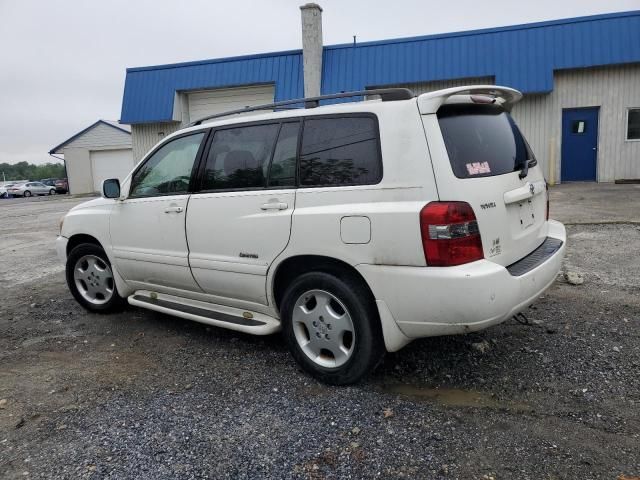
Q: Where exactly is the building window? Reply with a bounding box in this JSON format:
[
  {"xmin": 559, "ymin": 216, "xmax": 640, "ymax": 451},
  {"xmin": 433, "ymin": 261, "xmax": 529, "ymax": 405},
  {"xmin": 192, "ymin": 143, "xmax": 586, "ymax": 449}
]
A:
[
  {"xmin": 627, "ymin": 109, "xmax": 640, "ymax": 141},
  {"xmin": 571, "ymin": 120, "xmax": 587, "ymax": 134}
]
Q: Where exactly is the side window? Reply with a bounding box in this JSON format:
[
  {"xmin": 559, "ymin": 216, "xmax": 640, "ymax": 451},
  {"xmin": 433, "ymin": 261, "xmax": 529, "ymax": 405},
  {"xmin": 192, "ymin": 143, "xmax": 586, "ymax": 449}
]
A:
[
  {"xmin": 130, "ymin": 132, "xmax": 205, "ymax": 198},
  {"xmin": 268, "ymin": 122, "xmax": 299, "ymax": 187},
  {"xmin": 201, "ymin": 124, "xmax": 279, "ymax": 190},
  {"xmin": 627, "ymin": 108, "xmax": 640, "ymax": 140},
  {"xmin": 300, "ymin": 116, "xmax": 381, "ymax": 186}
]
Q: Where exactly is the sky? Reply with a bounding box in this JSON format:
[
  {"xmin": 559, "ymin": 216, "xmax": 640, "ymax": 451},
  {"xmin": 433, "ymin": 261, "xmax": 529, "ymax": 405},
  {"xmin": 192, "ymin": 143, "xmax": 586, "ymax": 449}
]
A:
[{"xmin": 0, "ymin": 0, "xmax": 638, "ymax": 165}]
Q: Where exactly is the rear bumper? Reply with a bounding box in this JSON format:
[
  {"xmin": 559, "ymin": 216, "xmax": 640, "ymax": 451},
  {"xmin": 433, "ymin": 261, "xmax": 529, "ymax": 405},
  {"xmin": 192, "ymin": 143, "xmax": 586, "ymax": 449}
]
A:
[{"xmin": 358, "ymin": 220, "xmax": 566, "ymax": 339}]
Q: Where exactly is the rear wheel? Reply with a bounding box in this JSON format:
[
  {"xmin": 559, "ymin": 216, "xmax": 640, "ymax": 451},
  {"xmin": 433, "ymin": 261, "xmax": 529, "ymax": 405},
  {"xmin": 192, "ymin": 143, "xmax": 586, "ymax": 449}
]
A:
[
  {"xmin": 66, "ymin": 243, "xmax": 125, "ymax": 312},
  {"xmin": 23, "ymin": 190, "xmax": 31, "ymax": 197},
  {"xmin": 281, "ymin": 271, "xmax": 384, "ymax": 385}
]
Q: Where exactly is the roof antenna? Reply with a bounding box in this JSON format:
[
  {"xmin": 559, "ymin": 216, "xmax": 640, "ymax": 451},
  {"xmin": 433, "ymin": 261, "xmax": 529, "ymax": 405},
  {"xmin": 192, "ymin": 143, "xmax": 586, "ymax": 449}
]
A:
[{"xmin": 353, "ymin": 35, "xmax": 356, "ymax": 47}]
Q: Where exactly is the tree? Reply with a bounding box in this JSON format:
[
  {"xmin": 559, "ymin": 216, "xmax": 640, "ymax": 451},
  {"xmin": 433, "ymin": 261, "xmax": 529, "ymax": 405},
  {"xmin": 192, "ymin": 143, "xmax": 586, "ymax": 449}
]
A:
[{"xmin": 0, "ymin": 162, "xmax": 65, "ymax": 182}]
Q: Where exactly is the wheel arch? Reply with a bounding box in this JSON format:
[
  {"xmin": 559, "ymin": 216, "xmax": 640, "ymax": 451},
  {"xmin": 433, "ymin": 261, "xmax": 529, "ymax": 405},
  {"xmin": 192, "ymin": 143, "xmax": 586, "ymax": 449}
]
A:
[
  {"xmin": 65, "ymin": 233, "xmax": 133, "ymax": 298},
  {"xmin": 270, "ymin": 254, "xmax": 412, "ymax": 353},
  {"xmin": 271, "ymin": 255, "xmax": 375, "ymax": 312},
  {"xmin": 66, "ymin": 233, "xmax": 102, "ymax": 256}
]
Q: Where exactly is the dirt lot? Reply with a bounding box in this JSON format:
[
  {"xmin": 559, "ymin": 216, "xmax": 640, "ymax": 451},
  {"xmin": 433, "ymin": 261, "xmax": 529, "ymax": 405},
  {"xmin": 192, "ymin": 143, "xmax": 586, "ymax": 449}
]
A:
[{"xmin": 0, "ymin": 190, "xmax": 639, "ymax": 479}]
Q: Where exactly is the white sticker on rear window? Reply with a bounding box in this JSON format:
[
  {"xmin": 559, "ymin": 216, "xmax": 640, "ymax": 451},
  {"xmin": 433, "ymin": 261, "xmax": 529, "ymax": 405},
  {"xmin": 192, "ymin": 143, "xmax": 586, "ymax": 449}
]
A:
[{"xmin": 466, "ymin": 161, "xmax": 492, "ymax": 175}]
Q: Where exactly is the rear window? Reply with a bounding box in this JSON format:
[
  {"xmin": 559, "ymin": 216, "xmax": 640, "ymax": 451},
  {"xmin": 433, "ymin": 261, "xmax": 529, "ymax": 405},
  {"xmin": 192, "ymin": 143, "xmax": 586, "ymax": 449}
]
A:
[{"xmin": 437, "ymin": 104, "xmax": 535, "ymax": 179}]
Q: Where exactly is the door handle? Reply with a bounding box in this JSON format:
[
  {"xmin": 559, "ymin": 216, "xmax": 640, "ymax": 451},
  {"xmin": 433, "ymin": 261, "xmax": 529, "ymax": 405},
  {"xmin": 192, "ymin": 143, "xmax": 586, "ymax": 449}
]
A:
[
  {"xmin": 164, "ymin": 206, "xmax": 184, "ymax": 213},
  {"xmin": 260, "ymin": 202, "xmax": 288, "ymax": 211}
]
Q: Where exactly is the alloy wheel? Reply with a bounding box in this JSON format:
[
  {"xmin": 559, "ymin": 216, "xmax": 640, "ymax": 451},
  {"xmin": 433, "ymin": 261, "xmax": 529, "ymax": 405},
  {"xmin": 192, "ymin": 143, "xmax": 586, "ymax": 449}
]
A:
[
  {"xmin": 292, "ymin": 289, "xmax": 356, "ymax": 368},
  {"xmin": 73, "ymin": 255, "xmax": 115, "ymax": 305}
]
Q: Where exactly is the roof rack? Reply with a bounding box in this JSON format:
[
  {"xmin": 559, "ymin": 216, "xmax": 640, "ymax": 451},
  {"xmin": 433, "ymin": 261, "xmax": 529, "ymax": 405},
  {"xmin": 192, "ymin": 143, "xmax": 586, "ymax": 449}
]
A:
[{"xmin": 188, "ymin": 88, "xmax": 414, "ymax": 127}]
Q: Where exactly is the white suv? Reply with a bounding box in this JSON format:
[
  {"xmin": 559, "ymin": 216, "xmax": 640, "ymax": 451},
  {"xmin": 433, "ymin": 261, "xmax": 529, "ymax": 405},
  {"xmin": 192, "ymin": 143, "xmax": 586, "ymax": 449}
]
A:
[{"xmin": 57, "ymin": 86, "xmax": 566, "ymax": 384}]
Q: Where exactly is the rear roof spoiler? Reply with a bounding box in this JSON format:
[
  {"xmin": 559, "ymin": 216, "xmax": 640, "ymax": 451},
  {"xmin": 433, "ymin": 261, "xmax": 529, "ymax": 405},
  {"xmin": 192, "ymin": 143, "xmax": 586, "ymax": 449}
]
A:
[{"xmin": 417, "ymin": 85, "xmax": 523, "ymax": 114}]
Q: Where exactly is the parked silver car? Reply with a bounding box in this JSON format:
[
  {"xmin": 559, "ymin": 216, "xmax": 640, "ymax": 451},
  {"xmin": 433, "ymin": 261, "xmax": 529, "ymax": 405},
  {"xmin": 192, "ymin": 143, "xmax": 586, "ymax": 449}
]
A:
[{"xmin": 7, "ymin": 182, "xmax": 56, "ymax": 197}]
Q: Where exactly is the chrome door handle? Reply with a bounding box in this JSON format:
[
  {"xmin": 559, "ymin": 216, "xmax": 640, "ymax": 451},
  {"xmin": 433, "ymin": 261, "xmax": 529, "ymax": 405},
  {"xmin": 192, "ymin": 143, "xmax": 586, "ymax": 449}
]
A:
[
  {"xmin": 260, "ymin": 202, "xmax": 288, "ymax": 211},
  {"xmin": 164, "ymin": 206, "xmax": 183, "ymax": 213}
]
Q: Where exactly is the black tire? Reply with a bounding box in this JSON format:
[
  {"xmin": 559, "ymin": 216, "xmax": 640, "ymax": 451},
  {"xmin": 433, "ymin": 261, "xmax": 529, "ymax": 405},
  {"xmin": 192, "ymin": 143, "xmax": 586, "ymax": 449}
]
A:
[
  {"xmin": 23, "ymin": 190, "xmax": 31, "ymax": 197},
  {"xmin": 66, "ymin": 243, "xmax": 126, "ymax": 313},
  {"xmin": 281, "ymin": 271, "xmax": 384, "ymax": 385},
  {"xmin": 49, "ymin": 189, "xmax": 55, "ymax": 195}
]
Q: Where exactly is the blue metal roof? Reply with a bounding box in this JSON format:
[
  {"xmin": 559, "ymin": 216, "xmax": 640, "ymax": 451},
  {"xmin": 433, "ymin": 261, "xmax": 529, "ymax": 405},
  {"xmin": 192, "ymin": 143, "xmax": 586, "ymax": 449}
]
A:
[
  {"xmin": 120, "ymin": 10, "xmax": 640, "ymax": 124},
  {"xmin": 121, "ymin": 51, "xmax": 303, "ymax": 124}
]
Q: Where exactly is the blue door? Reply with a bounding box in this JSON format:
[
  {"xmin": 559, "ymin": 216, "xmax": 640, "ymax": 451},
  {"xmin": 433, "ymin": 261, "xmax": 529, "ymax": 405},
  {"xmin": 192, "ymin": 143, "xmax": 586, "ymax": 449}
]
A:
[{"xmin": 561, "ymin": 107, "xmax": 599, "ymax": 181}]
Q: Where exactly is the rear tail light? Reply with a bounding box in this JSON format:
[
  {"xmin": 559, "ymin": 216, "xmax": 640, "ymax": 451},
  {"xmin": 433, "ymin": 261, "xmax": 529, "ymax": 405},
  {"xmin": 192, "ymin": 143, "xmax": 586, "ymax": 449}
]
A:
[
  {"xmin": 420, "ymin": 202, "xmax": 484, "ymax": 266},
  {"xmin": 545, "ymin": 182, "xmax": 550, "ymax": 220}
]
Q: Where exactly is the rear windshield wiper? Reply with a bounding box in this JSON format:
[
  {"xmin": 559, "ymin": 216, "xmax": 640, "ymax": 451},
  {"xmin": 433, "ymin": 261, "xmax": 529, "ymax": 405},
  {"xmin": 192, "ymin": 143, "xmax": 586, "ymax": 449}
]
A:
[{"xmin": 519, "ymin": 158, "xmax": 532, "ymax": 179}]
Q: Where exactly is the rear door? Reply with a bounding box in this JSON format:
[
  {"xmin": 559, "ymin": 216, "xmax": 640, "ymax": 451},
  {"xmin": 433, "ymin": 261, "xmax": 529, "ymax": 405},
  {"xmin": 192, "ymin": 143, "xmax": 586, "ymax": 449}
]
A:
[
  {"xmin": 30, "ymin": 183, "xmax": 47, "ymax": 194},
  {"xmin": 422, "ymin": 102, "xmax": 548, "ymax": 267},
  {"xmin": 186, "ymin": 121, "xmax": 298, "ymax": 305}
]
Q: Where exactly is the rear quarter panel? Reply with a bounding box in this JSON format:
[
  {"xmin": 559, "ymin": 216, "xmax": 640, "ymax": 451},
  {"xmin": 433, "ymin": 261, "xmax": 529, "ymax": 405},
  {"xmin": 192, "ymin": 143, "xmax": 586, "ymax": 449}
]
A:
[{"xmin": 268, "ymin": 100, "xmax": 438, "ymax": 296}]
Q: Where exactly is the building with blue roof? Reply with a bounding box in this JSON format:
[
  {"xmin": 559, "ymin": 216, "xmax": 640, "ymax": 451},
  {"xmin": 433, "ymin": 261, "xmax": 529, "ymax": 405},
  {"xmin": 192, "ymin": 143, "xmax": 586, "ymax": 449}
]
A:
[{"xmin": 120, "ymin": 7, "xmax": 640, "ymax": 182}]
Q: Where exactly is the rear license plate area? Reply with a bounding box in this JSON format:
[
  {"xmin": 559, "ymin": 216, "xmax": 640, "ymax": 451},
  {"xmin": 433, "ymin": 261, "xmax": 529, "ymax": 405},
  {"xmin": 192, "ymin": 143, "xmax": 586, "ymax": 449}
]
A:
[{"xmin": 518, "ymin": 200, "xmax": 535, "ymax": 229}]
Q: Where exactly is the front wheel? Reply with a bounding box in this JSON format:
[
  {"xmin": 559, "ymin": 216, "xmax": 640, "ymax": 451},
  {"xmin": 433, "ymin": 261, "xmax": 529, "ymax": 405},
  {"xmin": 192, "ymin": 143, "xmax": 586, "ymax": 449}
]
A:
[
  {"xmin": 49, "ymin": 189, "xmax": 55, "ymax": 195},
  {"xmin": 23, "ymin": 190, "xmax": 31, "ymax": 197},
  {"xmin": 66, "ymin": 243, "xmax": 126, "ymax": 312},
  {"xmin": 281, "ymin": 271, "xmax": 384, "ymax": 385}
]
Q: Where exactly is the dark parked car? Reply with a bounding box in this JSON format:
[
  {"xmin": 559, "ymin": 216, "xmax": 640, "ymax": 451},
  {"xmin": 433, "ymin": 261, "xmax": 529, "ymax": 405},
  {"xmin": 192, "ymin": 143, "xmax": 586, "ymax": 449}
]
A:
[
  {"xmin": 55, "ymin": 178, "xmax": 69, "ymax": 194},
  {"xmin": 40, "ymin": 178, "xmax": 58, "ymax": 187}
]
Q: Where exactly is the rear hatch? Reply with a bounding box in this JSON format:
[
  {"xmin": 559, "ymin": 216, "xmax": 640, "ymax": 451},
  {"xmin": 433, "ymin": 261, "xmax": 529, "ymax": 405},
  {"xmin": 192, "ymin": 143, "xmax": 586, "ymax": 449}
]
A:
[{"xmin": 419, "ymin": 87, "xmax": 548, "ymax": 267}]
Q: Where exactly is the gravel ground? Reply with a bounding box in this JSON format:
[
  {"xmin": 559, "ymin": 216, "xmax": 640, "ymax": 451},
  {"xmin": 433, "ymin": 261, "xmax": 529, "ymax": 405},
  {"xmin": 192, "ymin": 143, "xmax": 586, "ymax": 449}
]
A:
[{"xmin": 0, "ymin": 198, "xmax": 639, "ymax": 479}]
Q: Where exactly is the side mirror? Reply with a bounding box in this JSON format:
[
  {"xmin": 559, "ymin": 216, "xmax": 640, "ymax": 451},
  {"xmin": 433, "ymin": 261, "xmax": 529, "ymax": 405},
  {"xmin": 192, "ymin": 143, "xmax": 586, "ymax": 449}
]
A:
[{"xmin": 102, "ymin": 178, "xmax": 121, "ymax": 199}]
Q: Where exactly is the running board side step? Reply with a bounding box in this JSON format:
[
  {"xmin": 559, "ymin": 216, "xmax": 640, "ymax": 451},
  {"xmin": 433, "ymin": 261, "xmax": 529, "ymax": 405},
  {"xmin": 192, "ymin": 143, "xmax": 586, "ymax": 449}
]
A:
[{"xmin": 128, "ymin": 290, "xmax": 281, "ymax": 335}]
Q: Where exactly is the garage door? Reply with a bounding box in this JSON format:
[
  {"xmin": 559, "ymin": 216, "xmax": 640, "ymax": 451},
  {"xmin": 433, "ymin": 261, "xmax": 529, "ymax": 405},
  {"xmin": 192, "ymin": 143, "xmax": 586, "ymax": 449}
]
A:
[
  {"xmin": 187, "ymin": 85, "xmax": 275, "ymax": 123},
  {"xmin": 90, "ymin": 149, "xmax": 134, "ymax": 193}
]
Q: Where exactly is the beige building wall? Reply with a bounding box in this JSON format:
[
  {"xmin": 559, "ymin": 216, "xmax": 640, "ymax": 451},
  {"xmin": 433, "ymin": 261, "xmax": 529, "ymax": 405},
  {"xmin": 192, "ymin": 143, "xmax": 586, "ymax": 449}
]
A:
[
  {"xmin": 63, "ymin": 148, "xmax": 93, "ymax": 195},
  {"xmin": 131, "ymin": 122, "xmax": 183, "ymax": 163},
  {"xmin": 513, "ymin": 64, "xmax": 640, "ymax": 183}
]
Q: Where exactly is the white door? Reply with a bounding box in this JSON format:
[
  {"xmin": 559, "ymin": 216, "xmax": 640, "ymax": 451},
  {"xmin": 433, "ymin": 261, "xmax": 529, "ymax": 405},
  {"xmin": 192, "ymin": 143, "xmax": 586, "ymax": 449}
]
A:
[
  {"xmin": 90, "ymin": 149, "xmax": 134, "ymax": 192},
  {"xmin": 187, "ymin": 85, "xmax": 275, "ymax": 124},
  {"xmin": 110, "ymin": 132, "xmax": 206, "ymax": 291},
  {"xmin": 187, "ymin": 122, "xmax": 298, "ymax": 305}
]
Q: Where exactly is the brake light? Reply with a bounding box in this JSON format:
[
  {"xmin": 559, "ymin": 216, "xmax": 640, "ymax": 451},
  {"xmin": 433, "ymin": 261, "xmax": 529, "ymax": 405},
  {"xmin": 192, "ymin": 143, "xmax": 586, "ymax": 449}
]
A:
[
  {"xmin": 420, "ymin": 202, "xmax": 484, "ymax": 266},
  {"xmin": 470, "ymin": 94, "xmax": 496, "ymax": 104}
]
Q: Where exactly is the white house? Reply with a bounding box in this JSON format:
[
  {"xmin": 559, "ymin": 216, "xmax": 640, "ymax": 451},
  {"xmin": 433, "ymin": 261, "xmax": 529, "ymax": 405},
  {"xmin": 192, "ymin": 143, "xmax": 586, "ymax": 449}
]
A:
[{"xmin": 49, "ymin": 120, "xmax": 133, "ymax": 195}]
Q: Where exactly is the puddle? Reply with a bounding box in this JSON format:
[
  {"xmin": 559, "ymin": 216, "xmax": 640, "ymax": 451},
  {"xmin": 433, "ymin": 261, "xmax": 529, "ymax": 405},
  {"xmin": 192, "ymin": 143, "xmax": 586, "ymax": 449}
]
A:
[{"xmin": 379, "ymin": 383, "xmax": 532, "ymax": 412}]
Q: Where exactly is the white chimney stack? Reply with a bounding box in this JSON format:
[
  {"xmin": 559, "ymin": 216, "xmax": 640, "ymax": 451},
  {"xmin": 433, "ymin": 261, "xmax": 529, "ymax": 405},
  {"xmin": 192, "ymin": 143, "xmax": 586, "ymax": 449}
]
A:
[{"xmin": 300, "ymin": 3, "xmax": 323, "ymax": 98}]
